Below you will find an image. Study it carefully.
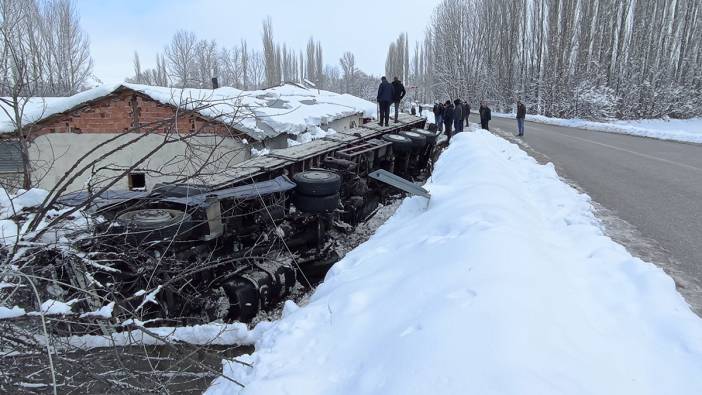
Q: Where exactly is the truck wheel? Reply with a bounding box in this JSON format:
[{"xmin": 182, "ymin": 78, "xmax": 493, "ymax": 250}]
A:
[
  {"xmin": 382, "ymin": 133, "xmax": 413, "ymax": 154},
  {"xmin": 116, "ymin": 209, "xmax": 190, "ymax": 229},
  {"xmin": 115, "ymin": 209, "xmax": 194, "ymax": 242},
  {"xmin": 400, "ymin": 131, "xmax": 427, "ymax": 149},
  {"xmin": 293, "ymin": 170, "xmax": 341, "ymax": 196},
  {"xmin": 292, "ymin": 192, "xmax": 340, "ymax": 213},
  {"xmin": 411, "ymin": 129, "xmax": 438, "ymax": 145}
]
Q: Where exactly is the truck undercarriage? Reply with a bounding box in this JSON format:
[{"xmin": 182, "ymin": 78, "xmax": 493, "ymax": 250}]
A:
[{"xmin": 41, "ymin": 114, "xmax": 442, "ymax": 326}]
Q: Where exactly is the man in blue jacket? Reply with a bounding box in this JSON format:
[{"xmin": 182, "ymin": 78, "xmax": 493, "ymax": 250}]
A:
[{"xmin": 376, "ymin": 76, "xmax": 393, "ymax": 126}]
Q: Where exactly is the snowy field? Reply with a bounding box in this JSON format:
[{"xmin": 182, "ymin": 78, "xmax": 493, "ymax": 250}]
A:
[
  {"xmin": 494, "ymin": 112, "xmax": 702, "ymax": 144},
  {"xmin": 207, "ymin": 128, "xmax": 702, "ymax": 395}
]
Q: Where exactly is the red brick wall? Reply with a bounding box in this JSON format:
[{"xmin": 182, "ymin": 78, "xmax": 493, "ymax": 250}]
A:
[{"xmin": 32, "ymin": 89, "xmax": 240, "ymax": 138}]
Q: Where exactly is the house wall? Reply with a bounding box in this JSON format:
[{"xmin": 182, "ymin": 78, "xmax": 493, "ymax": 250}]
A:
[
  {"xmin": 32, "ymin": 90, "xmax": 236, "ymax": 136},
  {"xmin": 30, "ymin": 133, "xmax": 250, "ymax": 192},
  {"xmin": 26, "ymin": 89, "xmax": 252, "ymax": 192},
  {"xmin": 323, "ymin": 114, "xmax": 363, "ymax": 133}
]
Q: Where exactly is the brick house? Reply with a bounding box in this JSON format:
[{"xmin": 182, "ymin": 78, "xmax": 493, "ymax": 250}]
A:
[{"xmin": 0, "ymin": 83, "xmax": 372, "ymax": 192}]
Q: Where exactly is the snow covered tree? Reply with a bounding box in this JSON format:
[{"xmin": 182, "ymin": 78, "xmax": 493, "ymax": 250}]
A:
[{"xmin": 412, "ymin": 0, "xmax": 702, "ymax": 119}]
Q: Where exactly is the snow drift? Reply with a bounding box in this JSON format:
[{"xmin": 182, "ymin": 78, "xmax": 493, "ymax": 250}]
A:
[{"xmin": 207, "ymin": 128, "xmax": 702, "ymax": 395}]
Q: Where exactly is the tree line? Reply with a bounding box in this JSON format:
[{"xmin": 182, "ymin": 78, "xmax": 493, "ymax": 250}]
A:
[
  {"xmin": 400, "ymin": 0, "xmax": 702, "ymax": 119},
  {"xmin": 128, "ymin": 18, "xmax": 382, "ymax": 101}
]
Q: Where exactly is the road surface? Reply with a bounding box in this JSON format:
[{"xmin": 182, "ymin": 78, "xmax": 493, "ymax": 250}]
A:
[{"xmin": 467, "ymin": 114, "xmax": 702, "ymax": 311}]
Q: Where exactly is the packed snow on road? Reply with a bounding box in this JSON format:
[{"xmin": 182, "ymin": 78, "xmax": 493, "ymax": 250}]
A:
[
  {"xmin": 493, "ymin": 112, "xmax": 702, "ymax": 144},
  {"xmin": 207, "ymin": 128, "xmax": 702, "ymax": 395}
]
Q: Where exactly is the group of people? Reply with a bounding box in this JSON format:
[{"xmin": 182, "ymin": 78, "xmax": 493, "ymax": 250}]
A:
[
  {"xmin": 431, "ymin": 100, "xmax": 495, "ymax": 141},
  {"xmin": 377, "ymin": 77, "xmax": 528, "ymax": 139},
  {"xmin": 432, "ymin": 100, "xmax": 469, "ymax": 141},
  {"xmin": 376, "ymin": 76, "xmax": 406, "ymax": 126}
]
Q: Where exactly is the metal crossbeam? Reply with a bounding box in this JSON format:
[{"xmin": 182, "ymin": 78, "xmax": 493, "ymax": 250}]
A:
[{"xmin": 368, "ymin": 169, "xmax": 430, "ymax": 200}]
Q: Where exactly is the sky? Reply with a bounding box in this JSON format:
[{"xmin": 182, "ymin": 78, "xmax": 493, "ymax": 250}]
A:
[{"xmin": 76, "ymin": 0, "xmax": 440, "ymax": 85}]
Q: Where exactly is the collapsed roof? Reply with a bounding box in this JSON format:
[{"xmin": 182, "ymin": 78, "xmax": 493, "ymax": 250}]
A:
[{"xmin": 0, "ymin": 83, "xmax": 377, "ymax": 140}]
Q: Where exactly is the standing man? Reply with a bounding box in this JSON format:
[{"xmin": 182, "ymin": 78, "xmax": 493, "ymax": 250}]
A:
[
  {"xmin": 464, "ymin": 101, "xmax": 471, "ymax": 127},
  {"xmin": 443, "ymin": 100, "xmax": 455, "ymax": 142},
  {"xmin": 479, "ymin": 101, "xmax": 492, "ymax": 131},
  {"xmin": 516, "ymin": 100, "xmax": 526, "ymax": 137},
  {"xmin": 433, "ymin": 102, "xmax": 443, "ymax": 131},
  {"xmin": 453, "ymin": 99, "xmax": 464, "ymax": 134},
  {"xmin": 391, "ymin": 77, "xmax": 406, "ymax": 123},
  {"xmin": 419, "ymin": 104, "xmax": 423, "ymax": 116},
  {"xmin": 377, "ymin": 76, "xmax": 393, "ymax": 127}
]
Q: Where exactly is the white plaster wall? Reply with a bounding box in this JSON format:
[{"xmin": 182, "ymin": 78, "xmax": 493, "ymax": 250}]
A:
[
  {"xmin": 30, "ymin": 133, "xmax": 251, "ymax": 192},
  {"xmin": 323, "ymin": 114, "xmax": 363, "ymax": 133}
]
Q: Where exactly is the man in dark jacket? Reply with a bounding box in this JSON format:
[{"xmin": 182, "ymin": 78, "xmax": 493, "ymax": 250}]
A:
[
  {"xmin": 479, "ymin": 101, "xmax": 491, "ymax": 131},
  {"xmin": 464, "ymin": 102, "xmax": 471, "ymax": 127},
  {"xmin": 433, "ymin": 102, "xmax": 443, "ymax": 131},
  {"xmin": 376, "ymin": 76, "xmax": 393, "ymax": 126},
  {"xmin": 391, "ymin": 77, "xmax": 406, "ymax": 123},
  {"xmin": 443, "ymin": 100, "xmax": 455, "ymax": 142},
  {"xmin": 516, "ymin": 100, "xmax": 526, "ymax": 136},
  {"xmin": 453, "ymin": 99, "xmax": 464, "ymax": 134}
]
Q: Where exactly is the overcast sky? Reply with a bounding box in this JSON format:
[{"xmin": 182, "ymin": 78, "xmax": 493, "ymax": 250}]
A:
[{"xmin": 76, "ymin": 0, "xmax": 440, "ymax": 84}]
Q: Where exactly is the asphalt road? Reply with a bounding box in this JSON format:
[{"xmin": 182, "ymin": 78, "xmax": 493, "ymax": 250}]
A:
[{"xmin": 468, "ymin": 114, "xmax": 702, "ymax": 295}]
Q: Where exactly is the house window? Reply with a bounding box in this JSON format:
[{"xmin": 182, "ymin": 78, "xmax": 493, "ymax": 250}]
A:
[
  {"xmin": 0, "ymin": 140, "xmax": 23, "ymax": 174},
  {"xmin": 128, "ymin": 172, "xmax": 146, "ymax": 190}
]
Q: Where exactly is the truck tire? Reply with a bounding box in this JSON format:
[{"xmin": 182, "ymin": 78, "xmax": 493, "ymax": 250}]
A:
[
  {"xmin": 293, "ymin": 170, "xmax": 341, "ymax": 196},
  {"xmin": 400, "ymin": 131, "xmax": 427, "ymax": 149},
  {"xmin": 115, "ymin": 209, "xmax": 194, "ymax": 242},
  {"xmin": 117, "ymin": 209, "xmax": 190, "ymax": 229},
  {"xmin": 411, "ymin": 129, "xmax": 438, "ymax": 145},
  {"xmin": 382, "ymin": 133, "xmax": 413, "ymax": 154},
  {"xmin": 292, "ymin": 192, "xmax": 340, "ymax": 213}
]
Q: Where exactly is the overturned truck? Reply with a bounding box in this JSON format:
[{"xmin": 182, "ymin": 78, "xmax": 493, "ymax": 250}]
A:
[{"xmin": 59, "ymin": 114, "xmax": 440, "ymax": 324}]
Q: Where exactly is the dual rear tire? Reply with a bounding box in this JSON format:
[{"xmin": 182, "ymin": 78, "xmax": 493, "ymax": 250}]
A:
[{"xmin": 292, "ymin": 170, "xmax": 341, "ymax": 213}]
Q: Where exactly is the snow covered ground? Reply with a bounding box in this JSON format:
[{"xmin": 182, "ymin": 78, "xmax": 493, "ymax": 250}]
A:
[
  {"xmin": 207, "ymin": 128, "xmax": 702, "ymax": 395},
  {"xmin": 493, "ymin": 112, "xmax": 702, "ymax": 144}
]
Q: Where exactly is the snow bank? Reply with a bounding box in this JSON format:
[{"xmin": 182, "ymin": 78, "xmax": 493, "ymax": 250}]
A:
[
  {"xmin": 494, "ymin": 112, "xmax": 702, "ymax": 144},
  {"xmin": 207, "ymin": 129, "xmax": 702, "ymax": 395},
  {"xmin": 63, "ymin": 321, "xmax": 272, "ymax": 350}
]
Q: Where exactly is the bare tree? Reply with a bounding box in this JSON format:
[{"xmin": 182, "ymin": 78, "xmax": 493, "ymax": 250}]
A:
[
  {"xmin": 165, "ymin": 30, "xmax": 197, "ymax": 88},
  {"xmin": 2, "ymin": 0, "xmax": 93, "ymax": 189},
  {"xmin": 248, "ymin": 51, "xmax": 265, "ymax": 88},
  {"xmin": 339, "ymin": 51, "xmax": 357, "ymax": 94},
  {"xmin": 305, "ymin": 37, "xmax": 316, "ymax": 84},
  {"xmin": 261, "ymin": 16, "xmax": 278, "ymax": 86},
  {"xmin": 131, "ymin": 51, "xmax": 142, "ymax": 83}
]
